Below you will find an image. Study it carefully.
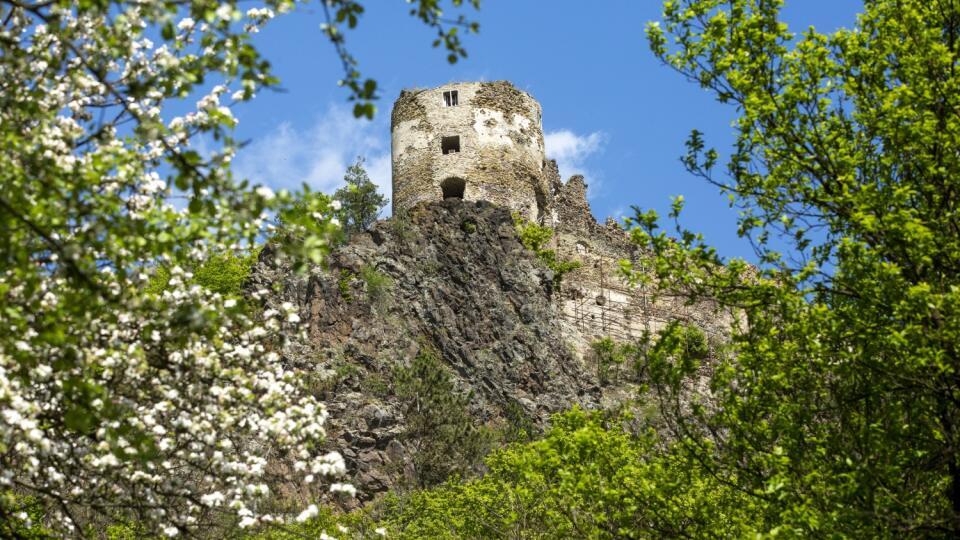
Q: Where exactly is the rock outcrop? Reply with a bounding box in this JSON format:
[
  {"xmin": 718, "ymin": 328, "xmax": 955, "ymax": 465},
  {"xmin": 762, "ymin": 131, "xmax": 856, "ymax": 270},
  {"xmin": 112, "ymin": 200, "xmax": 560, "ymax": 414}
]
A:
[{"xmin": 249, "ymin": 200, "xmax": 602, "ymax": 502}]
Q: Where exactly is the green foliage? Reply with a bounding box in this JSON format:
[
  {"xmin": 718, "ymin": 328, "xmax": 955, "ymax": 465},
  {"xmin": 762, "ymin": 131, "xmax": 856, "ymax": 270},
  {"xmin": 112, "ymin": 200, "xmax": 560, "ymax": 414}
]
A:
[
  {"xmin": 273, "ymin": 189, "xmax": 344, "ymax": 271},
  {"xmin": 589, "ymin": 337, "xmax": 632, "ymax": 385},
  {"xmin": 618, "ymin": 0, "xmax": 960, "ymax": 535},
  {"xmin": 334, "ymin": 157, "xmax": 389, "ymax": 236},
  {"xmin": 513, "ymin": 216, "xmax": 581, "ymax": 290},
  {"xmin": 192, "ymin": 249, "xmax": 261, "ymax": 298},
  {"xmin": 338, "ymin": 268, "xmax": 355, "ymax": 302},
  {"xmin": 499, "ymin": 399, "xmax": 537, "ymax": 444},
  {"xmin": 146, "ymin": 248, "xmax": 261, "ymax": 302},
  {"xmin": 393, "ymin": 349, "xmax": 494, "ymax": 488},
  {"xmin": 360, "ymin": 370, "xmax": 391, "ymax": 397},
  {"xmin": 321, "ymin": 0, "xmax": 480, "ymax": 118},
  {"xmin": 102, "ymin": 522, "xmax": 152, "ymax": 540},
  {"xmin": 389, "ymin": 208, "xmax": 417, "ymax": 245},
  {"xmin": 143, "ymin": 266, "xmax": 172, "ymax": 297},
  {"xmin": 0, "ymin": 493, "xmax": 52, "ymax": 539},
  {"xmin": 679, "ymin": 324, "xmax": 707, "ymax": 361},
  {"xmin": 359, "ymin": 265, "xmax": 394, "ymax": 307},
  {"xmin": 514, "ymin": 215, "xmax": 553, "ymax": 252},
  {"xmin": 379, "ymin": 408, "xmax": 758, "ymax": 539}
]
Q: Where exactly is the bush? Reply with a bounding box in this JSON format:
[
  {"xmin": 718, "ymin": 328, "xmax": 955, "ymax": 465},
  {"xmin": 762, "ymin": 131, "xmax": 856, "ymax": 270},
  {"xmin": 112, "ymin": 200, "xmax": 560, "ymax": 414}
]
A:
[
  {"xmin": 393, "ymin": 349, "xmax": 494, "ymax": 488},
  {"xmin": 590, "ymin": 336, "xmax": 636, "ymax": 384},
  {"xmin": 680, "ymin": 324, "xmax": 708, "ymax": 362},
  {"xmin": 499, "ymin": 399, "xmax": 537, "ymax": 443},
  {"xmin": 337, "ymin": 268, "xmax": 355, "ymax": 302},
  {"xmin": 359, "ymin": 265, "xmax": 394, "ymax": 308},
  {"xmin": 145, "ymin": 248, "xmax": 261, "ymax": 304},
  {"xmin": 192, "ymin": 249, "xmax": 261, "ymax": 298},
  {"xmin": 513, "ymin": 216, "xmax": 581, "ymax": 290},
  {"xmin": 379, "ymin": 407, "xmax": 758, "ymax": 539}
]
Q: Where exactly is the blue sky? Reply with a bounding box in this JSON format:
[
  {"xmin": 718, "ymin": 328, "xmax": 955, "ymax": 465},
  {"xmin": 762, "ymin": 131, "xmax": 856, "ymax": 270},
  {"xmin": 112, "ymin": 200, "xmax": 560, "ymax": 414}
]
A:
[{"xmin": 230, "ymin": 1, "xmax": 864, "ymax": 262}]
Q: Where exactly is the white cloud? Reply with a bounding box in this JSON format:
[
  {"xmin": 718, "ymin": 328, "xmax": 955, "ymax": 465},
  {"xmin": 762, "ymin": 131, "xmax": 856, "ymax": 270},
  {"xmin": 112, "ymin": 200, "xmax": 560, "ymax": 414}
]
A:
[
  {"xmin": 543, "ymin": 129, "xmax": 606, "ymax": 197},
  {"xmin": 233, "ymin": 104, "xmax": 392, "ymax": 209}
]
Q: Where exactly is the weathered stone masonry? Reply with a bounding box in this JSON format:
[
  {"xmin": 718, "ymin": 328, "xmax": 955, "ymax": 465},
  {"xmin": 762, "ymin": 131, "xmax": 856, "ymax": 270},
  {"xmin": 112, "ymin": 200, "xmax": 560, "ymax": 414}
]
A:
[
  {"xmin": 392, "ymin": 80, "xmax": 734, "ymax": 353},
  {"xmin": 391, "ymin": 81, "xmax": 548, "ymax": 222}
]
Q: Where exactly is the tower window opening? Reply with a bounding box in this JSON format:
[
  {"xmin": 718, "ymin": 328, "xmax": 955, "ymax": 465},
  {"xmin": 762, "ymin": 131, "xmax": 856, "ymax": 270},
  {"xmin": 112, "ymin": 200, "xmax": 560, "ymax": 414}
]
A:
[
  {"xmin": 443, "ymin": 90, "xmax": 459, "ymax": 107},
  {"xmin": 441, "ymin": 135, "xmax": 461, "ymax": 155},
  {"xmin": 441, "ymin": 177, "xmax": 466, "ymax": 200}
]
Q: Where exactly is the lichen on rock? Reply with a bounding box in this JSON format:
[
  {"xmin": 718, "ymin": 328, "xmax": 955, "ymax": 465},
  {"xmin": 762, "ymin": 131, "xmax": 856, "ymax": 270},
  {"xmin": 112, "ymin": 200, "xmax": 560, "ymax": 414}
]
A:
[
  {"xmin": 473, "ymin": 80, "xmax": 536, "ymax": 119},
  {"xmin": 391, "ymin": 88, "xmax": 428, "ymax": 129}
]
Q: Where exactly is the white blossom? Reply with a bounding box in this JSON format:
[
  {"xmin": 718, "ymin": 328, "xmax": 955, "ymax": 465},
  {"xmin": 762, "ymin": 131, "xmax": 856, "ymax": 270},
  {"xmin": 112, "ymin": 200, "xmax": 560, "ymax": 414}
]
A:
[
  {"xmin": 0, "ymin": 1, "xmax": 343, "ymax": 535},
  {"xmin": 330, "ymin": 483, "xmax": 357, "ymax": 497},
  {"xmin": 296, "ymin": 504, "xmax": 319, "ymax": 523},
  {"xmin": 176, "ymin": 18, "xmax": 195, "ymax": 31},
  {"xmin": 256, "ymin": 185, "xmax": 276, "ymax": 201},
  {"xmin": 215, "ymin": 4, "xmax": 236, "ymax": 21}
]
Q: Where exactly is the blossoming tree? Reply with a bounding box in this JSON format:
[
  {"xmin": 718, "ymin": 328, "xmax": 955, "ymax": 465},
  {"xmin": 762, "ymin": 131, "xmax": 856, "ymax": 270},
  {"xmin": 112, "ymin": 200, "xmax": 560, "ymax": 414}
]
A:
[{"xmin": 0, "ymin": 0, "xmax": 478, "ymax": 536}]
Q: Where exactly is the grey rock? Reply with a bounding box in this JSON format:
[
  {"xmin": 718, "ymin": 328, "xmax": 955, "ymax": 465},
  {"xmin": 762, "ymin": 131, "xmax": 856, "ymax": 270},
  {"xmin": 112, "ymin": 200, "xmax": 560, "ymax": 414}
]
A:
[
  {"xmin": 248, "ymin": 201, "xmax": 604, "ymax": 502},
  {"xmin": 385, "ymin": 439, "xmax": 405, "ymax": 463}
]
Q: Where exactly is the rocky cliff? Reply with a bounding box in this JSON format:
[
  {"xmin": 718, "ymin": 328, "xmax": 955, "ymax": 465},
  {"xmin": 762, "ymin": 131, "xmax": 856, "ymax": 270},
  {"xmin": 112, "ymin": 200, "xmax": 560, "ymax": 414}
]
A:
[{"xmin": 249, "ymin": 200, "xmax": 605, "ymax": 502}]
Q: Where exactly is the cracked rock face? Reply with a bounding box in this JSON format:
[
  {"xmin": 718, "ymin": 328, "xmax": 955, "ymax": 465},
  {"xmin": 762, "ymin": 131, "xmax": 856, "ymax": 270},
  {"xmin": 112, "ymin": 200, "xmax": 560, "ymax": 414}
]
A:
[{"xmin": 249, "ymin": 200, "xmax": 601, "ymax": 503}]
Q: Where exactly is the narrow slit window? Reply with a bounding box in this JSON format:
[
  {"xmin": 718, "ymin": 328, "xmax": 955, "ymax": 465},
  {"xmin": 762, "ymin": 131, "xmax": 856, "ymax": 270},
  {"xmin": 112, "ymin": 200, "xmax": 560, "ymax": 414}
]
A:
[
  {"xmin": 441, "ymin": 135, "xmax": 461, "ymax": 155},
  {"xmin": 443, "ymin": 90, "xmax": 459, "ymax": 107}
]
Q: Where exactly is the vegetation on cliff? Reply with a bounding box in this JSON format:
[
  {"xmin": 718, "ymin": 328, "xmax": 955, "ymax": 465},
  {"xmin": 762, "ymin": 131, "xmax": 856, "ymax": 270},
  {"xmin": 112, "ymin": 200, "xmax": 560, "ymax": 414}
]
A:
[
  {"xmin": 6, "ymin": 0, "xmax": 960, "ymax": 537},
  {"xmin": 513, "ymin": 216, "xmax": 581, "ymax": 290}
]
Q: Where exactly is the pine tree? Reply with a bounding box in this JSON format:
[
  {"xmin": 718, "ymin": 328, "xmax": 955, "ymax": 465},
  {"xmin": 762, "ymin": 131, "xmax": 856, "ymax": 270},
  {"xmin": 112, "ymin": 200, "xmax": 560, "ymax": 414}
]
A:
[{"xmin": 334, "ymin": 157, "xmax": 389, "ymax": 236}]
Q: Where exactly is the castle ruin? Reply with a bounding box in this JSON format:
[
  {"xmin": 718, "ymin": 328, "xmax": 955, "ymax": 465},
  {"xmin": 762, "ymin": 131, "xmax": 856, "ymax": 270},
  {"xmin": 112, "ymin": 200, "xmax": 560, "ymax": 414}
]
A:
[
  {"xmin": 256, "ymin": 82, "xmax": 738, "ymax": 499},
  {"xmin": 391, "ymin": 81, "xmax": 731, "ymax": 350},
  {"xmin": 391, "ymin": 81, "xmax": 549, "ymax": 221}
]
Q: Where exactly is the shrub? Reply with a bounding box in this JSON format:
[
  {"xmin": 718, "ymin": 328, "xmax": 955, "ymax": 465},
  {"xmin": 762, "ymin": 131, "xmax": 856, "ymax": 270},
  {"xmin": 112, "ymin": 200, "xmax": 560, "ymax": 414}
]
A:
[
  {"xmin": 393, "ymin": 349, "xmax": 494, "ymax": 488},
  {"xmin": 590, "ymin": 336, "xmax": 633, "ymax": 384},
  {"xmin": 359, "ymin": 265, "xmax": 394, "ymax": 308},
  {"xmin": 145, "ymin": 248, "xmax": 261, "ymax": 302},
  {"xmin": 337, "ymin": 268, "xmax": 355, "ymax": 302},
  {"xmin": 379, "ymin": 407, "xmax": 758, "ymax": 539},
  {"xmin": 513, "ymin": 216, "xmax": 581, "ymax": 290}
]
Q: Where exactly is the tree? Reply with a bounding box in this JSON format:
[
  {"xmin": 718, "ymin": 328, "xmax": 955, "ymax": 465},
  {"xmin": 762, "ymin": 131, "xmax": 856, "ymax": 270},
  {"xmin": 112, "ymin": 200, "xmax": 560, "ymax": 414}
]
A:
[
  {"xmin": 622, "ymin": 0, "xmax": 960, "ymax": 535},
  {"xmin": 394, "ymin": 349, "xmax": 492, "ymax": 488},
  {"xmin": 334, "ymin": 157, "xmax": 388, "ymax": 236},
  {"xmin": 377, "ymin": 408, "xmax": 757, "ymax": 539},
  {"xmin": 0, "ymin": 0, "xmax": 479, "ymax": 536}
]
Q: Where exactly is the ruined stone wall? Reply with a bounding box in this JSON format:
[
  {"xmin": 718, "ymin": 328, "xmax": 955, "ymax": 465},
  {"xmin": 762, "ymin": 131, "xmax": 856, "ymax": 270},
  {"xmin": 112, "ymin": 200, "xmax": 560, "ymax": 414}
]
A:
[
  {"xmin": 543, "ymin": 162, "xmax": 734, "ymax": 354},
  {"xmin": 391, "ymin": 81, "xmax": 547, "ymax": 221},
  {"xmin": 389, "ymin": 80, "xmax": 733, "ymax": 353}
]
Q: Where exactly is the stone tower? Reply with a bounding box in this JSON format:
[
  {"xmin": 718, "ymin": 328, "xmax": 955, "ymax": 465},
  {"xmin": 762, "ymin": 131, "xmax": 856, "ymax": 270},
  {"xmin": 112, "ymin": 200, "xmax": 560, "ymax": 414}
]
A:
[{"xmin": 391, "ymin": 81, "xmax": 548, "ymax": 221}]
